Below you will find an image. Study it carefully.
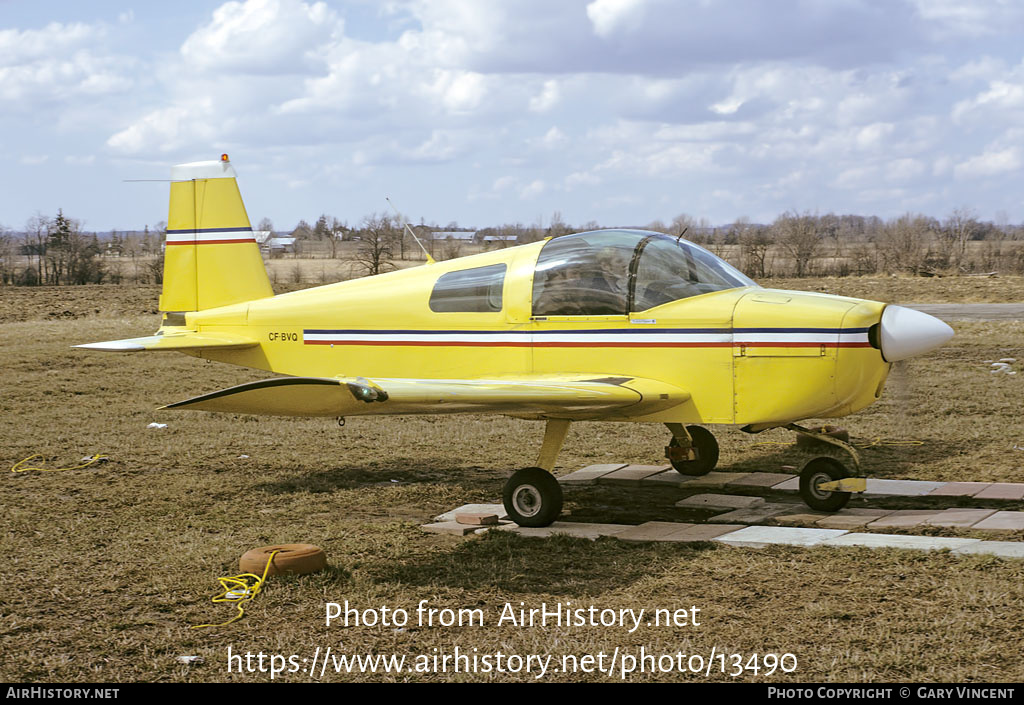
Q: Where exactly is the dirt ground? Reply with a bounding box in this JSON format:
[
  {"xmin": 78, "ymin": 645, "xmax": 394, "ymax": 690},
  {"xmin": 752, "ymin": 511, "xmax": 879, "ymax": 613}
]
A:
[{"xmin": 1, "ymin": 281, "xmax": 1023, "ymax": 683}]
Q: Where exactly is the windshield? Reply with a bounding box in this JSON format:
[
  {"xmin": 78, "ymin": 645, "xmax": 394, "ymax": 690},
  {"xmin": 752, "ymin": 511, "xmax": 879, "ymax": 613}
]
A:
[{"xmin": 532, "ymin": 229, "xmax": 755, "ymax": 316}]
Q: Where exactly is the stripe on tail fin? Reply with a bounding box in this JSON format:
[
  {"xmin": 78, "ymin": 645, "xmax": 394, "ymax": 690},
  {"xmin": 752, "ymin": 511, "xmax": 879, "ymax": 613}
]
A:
[{"xmin": 160, "ymin": 156, "xmax": 273, "ymax": 312}]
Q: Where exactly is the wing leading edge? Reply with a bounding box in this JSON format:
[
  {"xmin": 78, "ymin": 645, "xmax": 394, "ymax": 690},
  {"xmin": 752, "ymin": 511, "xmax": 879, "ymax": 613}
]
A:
[{"xmin": 161, "ymin": 374, "xmax": 690, "ymax": 420}]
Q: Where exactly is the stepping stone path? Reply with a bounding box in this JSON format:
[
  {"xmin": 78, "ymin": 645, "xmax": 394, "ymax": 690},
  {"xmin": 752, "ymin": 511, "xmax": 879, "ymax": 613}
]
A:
[{"xmin": 423, "ymin": 465, "xmax": 1024, "ymax": 558}]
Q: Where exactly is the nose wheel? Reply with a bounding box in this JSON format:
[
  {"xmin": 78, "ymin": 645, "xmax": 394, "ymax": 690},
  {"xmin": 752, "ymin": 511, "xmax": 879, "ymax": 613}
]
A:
[{"xmin": 799, "ymin": 457, "xmax": 853, "ymax": 512}]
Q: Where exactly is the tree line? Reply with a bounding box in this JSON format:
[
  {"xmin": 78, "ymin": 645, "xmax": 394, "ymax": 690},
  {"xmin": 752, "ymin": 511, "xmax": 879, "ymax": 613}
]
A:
[{"xmin": 2, "ymin": 207, "xmax": 1023, "ymax": 287}]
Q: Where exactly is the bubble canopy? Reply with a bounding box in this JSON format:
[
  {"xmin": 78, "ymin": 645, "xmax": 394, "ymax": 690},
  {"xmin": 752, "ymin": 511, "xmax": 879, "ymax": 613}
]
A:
[{"xmin": 532, "ymin": 229, "xmax": 757, "ymax": 316}]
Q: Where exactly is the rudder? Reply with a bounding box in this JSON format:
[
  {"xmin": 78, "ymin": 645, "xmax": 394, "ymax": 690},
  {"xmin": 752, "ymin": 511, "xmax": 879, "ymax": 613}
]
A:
[{"xmin": 161, "ymin": 155, "xmax": 273, "ymax": 312}]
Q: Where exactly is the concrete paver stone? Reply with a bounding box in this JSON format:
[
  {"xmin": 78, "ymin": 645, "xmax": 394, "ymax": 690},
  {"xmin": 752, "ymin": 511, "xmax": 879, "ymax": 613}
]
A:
[
  {"xmin": 726, "ymin": 473, "xmax": 798, "ymax": 489},
  {"xmin": 496, "ymin": 522, "xmax": 630, "ymax": 540},
  {"xmin": 435, "ymin": 504, "xmax": 507, "ymax": 522},
  {"xmin": 675, "ymin": 494, "xmax": 765, "ymax": 511},
  {"xmin": 928, "ymin": 482, "xmax": 993, "ymax": 497},
  {"xmin": 664, "ymin": 524, "xmax": 747, "ymax": 542},
  {"xmin": 714, "ymin": 526, "xmax": 848, "ymax": 548},
  {"xmin": 971, "ymin": 511, "xmax": 1024, "ymax": 532},
  {"xmin": 866, "ymin": 510, "xmax": 943, "ymax": 529},
  {"xmin": 640, "ymin": 470, "xmax": 697, "ymax": 488},
  {"xmin": 973, "ymin": 484, "xmax": 1024, "ymax": 501},
  {"xmin": 598, "ymin": 464, "xmax": 671, "ymax": 486},
  {"xmin": 558, "ymin": 464, "xmax": 628, "ymax": 485},
  {"xmin": 707, "ymin": 503, "xmax": 795, "ymax": 525},
  {"xmin": 926, "ymin": 509, "xmax": 997, "ymax": 528},
  {"xmin": 864, "ymin": 479, "xmax": 947, "ymax": 496},
  {"xmin": 421, "ymin": 521, "xmax": 483, "ymax": 536},
  {"xmin": 615, "ymin": 521, "xmax": 697, "ymax": 542},
  {"xmin": 683, "ymin": 471, "xmax": 749, "ymax": 488}
]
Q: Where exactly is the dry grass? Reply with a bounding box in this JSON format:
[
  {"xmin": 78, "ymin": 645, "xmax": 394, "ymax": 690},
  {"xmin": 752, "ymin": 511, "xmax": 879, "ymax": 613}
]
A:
[{"xmin": 1, "ymin": 285, "xmax": 1023, "ymax": 683}]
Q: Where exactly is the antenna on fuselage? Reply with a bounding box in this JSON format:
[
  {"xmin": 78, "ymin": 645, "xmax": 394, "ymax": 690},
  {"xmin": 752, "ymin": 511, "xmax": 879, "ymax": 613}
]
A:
[
  {"xmin": 385, "ymin": 197, "xmax": 436, "ymax": 265},
  {"xmin": 675, "ymin": 226, "xmax": 689, "ymax": 243}
]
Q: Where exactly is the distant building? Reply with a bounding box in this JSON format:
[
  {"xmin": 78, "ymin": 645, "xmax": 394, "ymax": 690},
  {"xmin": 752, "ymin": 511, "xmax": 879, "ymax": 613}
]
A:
[
  {"xmin": 431, "ymin": 231, "xmax": 478, "ymax": 242},
  {"xmin": 264, "ymin": 237, "xmax": 296, "ymax": 255}
]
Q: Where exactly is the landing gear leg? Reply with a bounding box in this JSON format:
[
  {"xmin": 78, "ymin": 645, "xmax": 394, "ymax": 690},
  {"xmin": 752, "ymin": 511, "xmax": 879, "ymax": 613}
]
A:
[
  {"xmin": 665, "ymin": 423, "xmax": 719, "ymax": 476},
  {"xmin": 786, "ymin": 423, "xmax": 866, "ymax": 512},
  {"xmin": 502, "ymin": 419, "xmax": 569, "ymax": 527}
]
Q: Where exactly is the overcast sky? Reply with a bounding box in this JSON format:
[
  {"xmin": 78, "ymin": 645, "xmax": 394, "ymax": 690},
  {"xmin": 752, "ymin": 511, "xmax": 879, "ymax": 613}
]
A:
[{"xmin": 2, "ymin": 0, "xmax": 1024, "ymax": 232}]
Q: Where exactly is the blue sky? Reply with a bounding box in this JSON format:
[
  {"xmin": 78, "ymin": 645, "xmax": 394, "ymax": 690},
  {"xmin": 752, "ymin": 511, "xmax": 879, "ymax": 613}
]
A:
[{"xmin": 2, "ymin": 0, "xmax": 1024, "ymax": 232}]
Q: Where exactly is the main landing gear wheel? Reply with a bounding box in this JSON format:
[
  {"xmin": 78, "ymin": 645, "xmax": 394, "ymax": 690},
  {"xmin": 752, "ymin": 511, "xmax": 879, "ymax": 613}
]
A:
[
  {"xmin": 799, "ymin": 457, "xmax": 852, "ymax": 512},
  {"xmin": 669, "ymin": 425, "xmax": 720, "ymax": 476},
  {"xmin": 503, "ymin": 467, "xmax": 563, "ymax": 528}
]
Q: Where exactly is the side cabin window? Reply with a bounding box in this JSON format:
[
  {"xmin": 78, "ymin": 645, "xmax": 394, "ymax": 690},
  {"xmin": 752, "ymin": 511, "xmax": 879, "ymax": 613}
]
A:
[
  {"xmin": 532, "ymin": 232, "xmax": 634, "ymax": 316},
  {"xmin": 429, "ymin": 264, "xmax": 506, "ymax": 313}
]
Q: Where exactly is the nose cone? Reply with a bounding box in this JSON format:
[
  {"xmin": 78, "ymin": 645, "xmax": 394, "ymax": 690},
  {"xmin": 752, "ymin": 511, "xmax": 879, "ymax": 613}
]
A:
[{"xmin": 879, "ymin": 305, "xmax": 954, "ymax": 362}]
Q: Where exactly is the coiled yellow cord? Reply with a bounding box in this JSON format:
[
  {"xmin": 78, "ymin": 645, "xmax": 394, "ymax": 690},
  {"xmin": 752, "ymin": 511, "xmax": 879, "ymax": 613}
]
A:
[
  {"xmin": 11, "ymin": 453, "xmax": 108, "ymax": 473},
  {"xmin": 750, "ymin": 438, "xmax": 924, "ymax": 449},
  {"xmin": 191, "ymin": 550, "xmax": 280, "ymax": 629}
]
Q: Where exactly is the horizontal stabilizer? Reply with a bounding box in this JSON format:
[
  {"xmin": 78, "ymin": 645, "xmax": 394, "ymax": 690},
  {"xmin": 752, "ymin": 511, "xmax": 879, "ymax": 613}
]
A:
[
  {"xmin": 162, "ymin": 374, "xmax": 690, "ymax": 419},
  {"xmin": 74, "ymin": 331, "xmax": 258, "ymax": 353}
]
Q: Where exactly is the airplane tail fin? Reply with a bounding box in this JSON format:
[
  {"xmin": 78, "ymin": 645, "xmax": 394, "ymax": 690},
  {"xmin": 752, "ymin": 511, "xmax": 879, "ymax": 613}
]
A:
[{"xmin": 160, "ymin": 155, "xmax": 273, "ymax": 312}]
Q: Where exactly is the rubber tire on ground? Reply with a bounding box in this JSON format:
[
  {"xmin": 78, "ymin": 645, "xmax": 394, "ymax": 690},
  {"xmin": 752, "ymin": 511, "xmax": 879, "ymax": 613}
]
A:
[
  {"xmin": 798, "ymin": 457, "xmax": 852, "ymax": 512},
  {"xmin": 669, "ymin": 425, "xmax": 720, "ymax": 476},
  {"xmin": 503, "ymin": 467, "xmax": 563, "ymax": 528},
  {"xmin": 239, "ymin": 544, "xmax": 327, "ymax": 577}
]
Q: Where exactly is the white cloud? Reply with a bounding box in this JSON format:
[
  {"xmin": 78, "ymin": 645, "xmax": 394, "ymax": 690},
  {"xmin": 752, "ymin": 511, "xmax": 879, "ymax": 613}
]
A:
[
  {"xmin": 909, "ymin": 0, "xmax": 1024, "ymax": 37},
  {"xmin": 541, "ymin": 127, "xmax": 567, "ymax": 149},
  {"xmin": 0, "ymin": 22, "xmax": 133, "ymax": 105},
  {"xmin": 529, "ymin": 80, "xmax": 560, "ymax": 113},
  {"xmin": 107, "ymin": 102, "xmax": 219, "ymax": 153},
  {"xmin": 180, "ymin": 0, "xmax": 340, "ymax": 74},
  {"xmin": 954, "ymin": 147, "xmax": 1022, "ymax": 179},
  {"xmin": 586, "ymin": 0, "xmax": 648, "ymax": 38},
  {"xmin": 952, "ymin": 75, "xmax": 1024, "ymax": 124},
  {"xmin": 519, "ymin": 179, "xmax": 545, "ymax": 199}
]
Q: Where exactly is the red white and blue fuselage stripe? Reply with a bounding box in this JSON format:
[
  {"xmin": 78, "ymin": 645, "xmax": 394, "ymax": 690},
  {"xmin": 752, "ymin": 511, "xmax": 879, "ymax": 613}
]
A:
[
  {"xmin": 302, "ymin": 327, "xmax": 873, "ymax": 348},
  {"xmin": 165, "ymin": 227, "xmax": 256, "ymax": 246}
]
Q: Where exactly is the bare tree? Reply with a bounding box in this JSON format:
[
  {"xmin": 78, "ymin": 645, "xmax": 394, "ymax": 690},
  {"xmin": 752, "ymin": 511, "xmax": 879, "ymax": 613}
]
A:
[
  {"xmin": 774, "ymin": 211, "xmax": 821, "ymax": 277},
  {"xmin": 352, "ymin": 213, "xmax": 398, "ymax": 276},
  {"xmin": 0, "ymin": 225, "xmax": 14, "ymax": 285},
  {"xmin": 941, "ymin": 207, "xmax": 979, "ymax": 270},
  {"xmin": 24, "ymin": 213, "xmax": 49, "ymax": 285},
  {"xmin": 735, "ymin": 217, "xmax": 770, "ymax": 279},
  {"xmin": 877, "ymin": 213, "xmax": 934, "ymax": 274}
]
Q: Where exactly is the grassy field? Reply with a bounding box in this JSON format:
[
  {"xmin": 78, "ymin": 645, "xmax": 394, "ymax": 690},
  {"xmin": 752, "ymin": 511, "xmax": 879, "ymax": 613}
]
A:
[{"xmin": 1, "ymin": 280, "xmax": 1022, "ymax": 683}]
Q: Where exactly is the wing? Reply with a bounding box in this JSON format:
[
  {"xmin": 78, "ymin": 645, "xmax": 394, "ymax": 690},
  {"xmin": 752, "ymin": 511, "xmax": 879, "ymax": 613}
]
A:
[{"xmin": 161, "ymin": 374, "xmax": 689, "ymax": 420}]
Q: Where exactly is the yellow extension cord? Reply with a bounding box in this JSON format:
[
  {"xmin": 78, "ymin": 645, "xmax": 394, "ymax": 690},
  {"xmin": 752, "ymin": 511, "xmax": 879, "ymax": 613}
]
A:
[
  {"xmin": 191, "ymin": 551, "xmax": 280, "ymax": 630},
  {"xmin": 750, "ymin": 432, "xmax": 924, "ymax": 450},
  {"xmin": 11, "ymin": 453, "xmax": 108, "ymax": 473}
]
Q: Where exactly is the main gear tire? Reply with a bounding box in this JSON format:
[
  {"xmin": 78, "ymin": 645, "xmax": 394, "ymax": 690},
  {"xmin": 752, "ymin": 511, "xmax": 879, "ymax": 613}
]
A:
[{"xmin": 503, "ymin": 467, "xmax": 563, "ymax": 527}]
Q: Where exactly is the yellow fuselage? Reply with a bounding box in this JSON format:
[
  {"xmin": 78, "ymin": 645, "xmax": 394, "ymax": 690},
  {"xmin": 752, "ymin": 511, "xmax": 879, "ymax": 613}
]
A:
[{"xmin": 179, "ymin": 241, "xmax": 890, "ymax": 427}]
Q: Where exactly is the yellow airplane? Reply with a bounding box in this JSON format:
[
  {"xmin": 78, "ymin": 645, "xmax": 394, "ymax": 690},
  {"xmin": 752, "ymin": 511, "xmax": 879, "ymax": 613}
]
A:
[{"xmin": 78, "ymin": 156, "xmax": 954, "ymax": 526}]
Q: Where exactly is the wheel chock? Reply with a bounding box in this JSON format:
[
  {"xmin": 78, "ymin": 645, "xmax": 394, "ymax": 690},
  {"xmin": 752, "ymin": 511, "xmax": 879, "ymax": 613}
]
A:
[{"xmin": 816, "ymin": 477, "xmax": 867, "ymax": 493}]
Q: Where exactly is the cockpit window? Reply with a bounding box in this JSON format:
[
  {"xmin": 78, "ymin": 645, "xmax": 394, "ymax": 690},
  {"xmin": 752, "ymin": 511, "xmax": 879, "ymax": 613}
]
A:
[
  {"xmin": 430, "ymin": 264, "xmax": 506, "ymax": 312},
  {"xmin": 531, "ymin": 229, "xmax": 755, "ymax": 316},
  {"xmin": 632, "ymin": 235, "xmax": 755, "ymax": 311}
]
